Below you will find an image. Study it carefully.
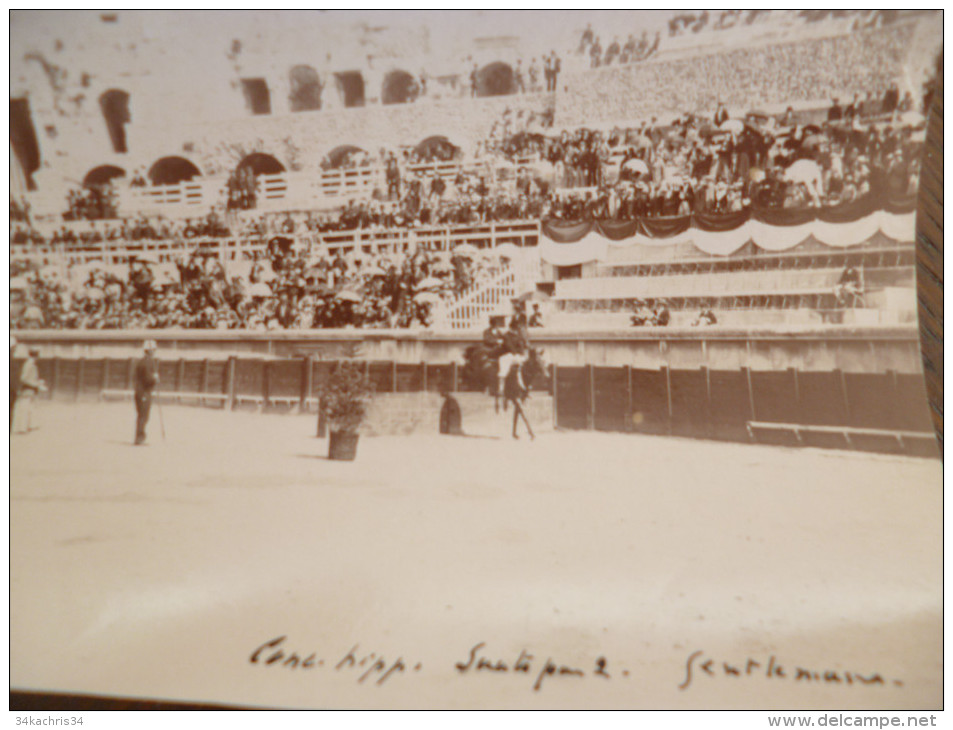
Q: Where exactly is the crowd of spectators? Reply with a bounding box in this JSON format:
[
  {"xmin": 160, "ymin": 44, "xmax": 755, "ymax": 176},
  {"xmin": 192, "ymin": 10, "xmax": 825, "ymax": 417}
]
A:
[
  {"xmin": 11, "ymin": 241, "xmax": 508, "ymax": 331},
  {"xmin": 559, "ymin": 20, "xmax": 917, "ymax": 130},
  {"xmin": 663, "ymin": 9, "xmax": 898, "ymax": 39},
  {"xmin": 9, "ymin": 107, "xmax": 924, "ymax": 333},
  {"xmin": 64, "ymin": 184, "xmax": 118, "ymax": 221},
  {"xmin": 576, "ymin": 26, "xmax": 661, "ymax": 68},
  {"xmin": 226, "ymin": 166, "xmax": 260, "ymax": 211},
  {"xmin": 11, "ymin": 99, "xmax": 924, "ymax": 252},
  {"xmin": 541, "ymin": 109, "xmax": 922, "ymax": 220}
]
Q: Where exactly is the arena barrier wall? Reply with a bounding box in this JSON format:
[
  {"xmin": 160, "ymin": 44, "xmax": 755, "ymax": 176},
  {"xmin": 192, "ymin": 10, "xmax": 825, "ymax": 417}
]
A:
[
  {"xmin": 13, "ymin": 345, "xmax": 936, "ymax": 455},
  {"xmin": 11, "ymin": 325, "xmax": 927, "ymax": 374}
]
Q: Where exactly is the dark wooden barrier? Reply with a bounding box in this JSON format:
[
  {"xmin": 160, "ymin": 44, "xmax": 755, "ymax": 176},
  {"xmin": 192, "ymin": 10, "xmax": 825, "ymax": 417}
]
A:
[
  {"xmin": 12, "ymin": 354, "xmax": 936, "ymax": 455},
  {"xmin": 551, "ymin": 363, "xmax": 935, "ymax": 456}
]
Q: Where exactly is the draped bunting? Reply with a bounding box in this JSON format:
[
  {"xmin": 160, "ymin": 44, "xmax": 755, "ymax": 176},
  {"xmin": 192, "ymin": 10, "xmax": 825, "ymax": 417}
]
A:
[
  {"xmin": 593, "ymin": 219, "xmax": 640, "ymax": 241},
  {"xmin": 540, "ymin": 220, "xmax": 597, "ymax": 243},
  {"xmin": 541, "ymin": 193, "xmax": 917, "ymax": 244},
  {"xmin": 539, "ymin": 232, "xmax": 609, "ymax": 266},
  {"xmin": 539, "ymin": 210, "xmax": 917, "ymax": 264}
]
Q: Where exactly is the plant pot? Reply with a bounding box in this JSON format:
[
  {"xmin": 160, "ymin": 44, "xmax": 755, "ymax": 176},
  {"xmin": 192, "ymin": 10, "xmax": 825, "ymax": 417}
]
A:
[{"xmin": 328, "ymin": 430, "xmax": 360, "ymax": 461}]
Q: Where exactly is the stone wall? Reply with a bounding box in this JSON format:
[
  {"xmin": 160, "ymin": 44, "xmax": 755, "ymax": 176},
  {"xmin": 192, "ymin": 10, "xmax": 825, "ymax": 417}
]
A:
[{"xmin": 129, "ymin": 92, "xmax": 556, "ymax": 178}]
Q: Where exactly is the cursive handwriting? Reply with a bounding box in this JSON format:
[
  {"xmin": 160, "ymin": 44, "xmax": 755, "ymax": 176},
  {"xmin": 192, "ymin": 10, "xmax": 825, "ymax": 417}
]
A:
[
  {"xmin": 679, "ymin": 650, "xmax": 903, "ymax": 691},
  {"xmin": 249, "ymin": 636, "xmax": 422, "ymax": 686},
  {"xmin": 454, "ymin": 641, "xmax": 613, "ymax": 692},
  {"xmin": 247, "ymin": 637, "xmax": 906, "ymax": 695}
]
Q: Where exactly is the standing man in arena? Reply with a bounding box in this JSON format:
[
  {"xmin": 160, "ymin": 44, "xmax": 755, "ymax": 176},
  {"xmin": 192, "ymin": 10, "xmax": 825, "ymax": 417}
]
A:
[
  {"xmin": 10, "ymin": 335, "xmax": 19, "ymax": 429},
  {"xmin": 134, "ymin": 340, "xmax": 159, "ymax": 445},
  {"xmin": 13, "ymin": 347, "xmax": 45, "ymax": 434}
]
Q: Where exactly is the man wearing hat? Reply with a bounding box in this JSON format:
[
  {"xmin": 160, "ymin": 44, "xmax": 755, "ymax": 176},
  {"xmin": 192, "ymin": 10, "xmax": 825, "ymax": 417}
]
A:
[
  {"xmin": 14, "ymin": 347, "xmax": 45, "ymax": 434},
  {"xmin": 134, "ymin": 340, "xmax": 159, "ymax": 445}
]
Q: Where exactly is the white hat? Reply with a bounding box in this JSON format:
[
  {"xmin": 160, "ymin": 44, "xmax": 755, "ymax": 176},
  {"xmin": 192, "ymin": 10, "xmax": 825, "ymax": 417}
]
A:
[{"xmin": 143, "ymin": 339, "xmax": 157, "ymax": 351}]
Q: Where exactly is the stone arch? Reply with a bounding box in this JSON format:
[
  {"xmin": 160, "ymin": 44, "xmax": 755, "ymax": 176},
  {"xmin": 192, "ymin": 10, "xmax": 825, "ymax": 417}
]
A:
[
  {"xmin": 289, "ymin": 65, "xmax": 322, "ymax": 112},
  {"xmin": 99, "ymin": 88, "xmax": 130, "ymax": 153},
  {"xmin": 381, "ymin": 69, "xmax": 419, "ymax": 105},
  {"xmin": 83, "ymin": 165, "xmax": 126, "ymax": 188},
  {"xmin": 322, "ymin": 145, "xmax": 368, "ymax": 170},
  {"xmin": 477, "ymin": 62, "xmax": 515, "ymax": 97},
  {"xmin": 414, "ymin": 135, "xmax": 462, "ymax": 162},
  {"xmin": 148, "ymin": 156, "xmax": 202, "ymax": 186},
  {"xmin": 235, "ymin": 152, "xmax": 286, "ymax": 177}
]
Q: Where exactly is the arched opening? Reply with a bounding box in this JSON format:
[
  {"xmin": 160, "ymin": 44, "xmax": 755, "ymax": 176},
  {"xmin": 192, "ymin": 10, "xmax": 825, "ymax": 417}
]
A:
[
  {"xmin": 227, "ymin": 153, "xmax": 285, "ymax": 211},
  {"xmin": 236, "ymin": 152, "xmax": 285, "ymax": 177},
  {"xmin": 321, "ymin": 145, "xmax": 369, "ymax": 170},
  {"xmin": 414, "ymin": 135, "xmax": 462, "ymax": 163},
  {"xmin": 10, "ymin": 97, "xmax": 40, "ymax": 191},
  {"xmin": 289, "ymin": 65, "xmax": 322, "ymax": 112},
  {"xmin": 240, "ymin": 78, "xmax": 272, "ymax": 115},
  {"xmin": 69, "ymin": 165, "xmax": 126, "ymax": 221},
  {"xmin": 99, "ymin": 89, "xmax": 130, "ymax": 153},
  {"xmin": 83, "ymin": 165, "xmax": 126, "ymax": 187},
  {"xmin": 476, "ymin": 62, "xmax": 515, "ymax": 97},
  {"xmin": 381, "ymin": 70, "xmax": 419, "ymax": 105},
  {"xmin": 334, "ymin": 71, "xmax": 365, "ymax": 108},
  {"xmin": 148, "ymin": 156, "xmax": 201, "ymax": 186}
]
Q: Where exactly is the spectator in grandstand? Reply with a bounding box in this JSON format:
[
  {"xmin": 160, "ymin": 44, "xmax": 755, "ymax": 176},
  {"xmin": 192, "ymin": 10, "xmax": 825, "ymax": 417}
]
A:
[
  {"xmin": 713, "ymin": 102, "xmax": 729, "ymax": 127},
  {"xmin": 544, "ymin": 51, "xmax": 561, "ymax": 92},
  {"xmin": 528, "ymin": 303, "xmax": 544, "ymax": 328},
  {"xmin": 692, "ymin": 308, "xmax": 717, "ymax": 326},
  {"xmin": 129, "ymin": 168, "xmax": 148, "ymax": 188},
  {"xmin": 514, "ymin": 60, "xmax": 525, "ymax": 94},
  {"xmin": 577, "ymin": 23, "xmax": 595, "ymax": 55},
  {"xmin": 528, "ymin": 58, "xmax": 540, "ymax": 93},
  {"xmin": 470, "ymin": 62, "xmax": 479, "ymax": 97},
  {"xmin": 621, "ymin": 34, "xmax": 637, "ymax": 63},
  {"xmin": 834, "ymin": 263, "xmax": 863, "ymax": 307},
  {"xmin": 629, "ymin": 300, "xmax": 653, "ymax": 327},
  {"xmin": 589, "ymin": 37, "xmax": 603, "ymax": 68},
  {"xmin": 827, "ymin": 98, "xmax": 844, "ymax": 122}
]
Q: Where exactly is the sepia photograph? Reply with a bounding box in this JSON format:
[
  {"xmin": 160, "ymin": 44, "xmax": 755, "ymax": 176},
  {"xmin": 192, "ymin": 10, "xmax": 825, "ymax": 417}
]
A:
[{"xmin": 8, "ymin": 9, "xmax": 944, "ymax": 714}]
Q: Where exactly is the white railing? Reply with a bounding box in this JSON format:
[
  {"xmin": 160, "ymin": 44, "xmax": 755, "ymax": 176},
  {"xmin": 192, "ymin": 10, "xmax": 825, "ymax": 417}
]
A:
[
  {"xmin": 88, "ymin": 155, "xmax": 548, "ymax": 218},
  {"xmin": 118, "ymin": 178, "xmax": 227, "ymax": 217},
  {"xmin": 9, "ymin": 221, "xmax": 543, "ymax": 266},
  {"xmin": 431, "ymin": 265, "xmax": 520, "ymax": 331},
  {"xmin": 554, "ymin": 268, "xmax": 852, "ymax": 301},
  {"xmin": 432, "ymin": 247, "xmax": 542, "ymax": 330}
]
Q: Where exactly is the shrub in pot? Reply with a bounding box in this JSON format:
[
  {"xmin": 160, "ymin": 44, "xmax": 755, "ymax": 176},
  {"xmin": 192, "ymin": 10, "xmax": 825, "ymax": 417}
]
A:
[{"xmin": 317, "ymin": 360, "xmax": 374, "ymax": 461}]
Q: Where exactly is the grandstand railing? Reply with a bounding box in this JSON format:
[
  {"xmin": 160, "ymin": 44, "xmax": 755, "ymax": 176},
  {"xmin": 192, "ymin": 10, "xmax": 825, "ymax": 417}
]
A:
[
  {"xmin": 553, "ymin": 265, "xmax": 913, "ymax": 302},
  {"xmin": 109, "ymin": 157, "xmax": 543, "ymax": 219},
  {"xmin": 433, "ymin": 250, "xmax": 541, "ymax": 330},
  {"xmin": 9, "ymin": 220, "xmax": 543, "ymax": 265},
  {"xmin": 432, "ymin": 266, "xmax": 519, "ymax": 331}
]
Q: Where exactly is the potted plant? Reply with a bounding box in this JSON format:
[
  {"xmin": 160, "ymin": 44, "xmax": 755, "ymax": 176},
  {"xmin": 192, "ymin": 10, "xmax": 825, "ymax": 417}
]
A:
[{"xmin": 317, "ymin": 359, "xmax": 374, "ymax": 461}]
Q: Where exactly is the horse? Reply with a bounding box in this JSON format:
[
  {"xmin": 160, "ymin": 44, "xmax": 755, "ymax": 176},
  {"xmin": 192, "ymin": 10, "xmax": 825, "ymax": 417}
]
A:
[{"xmin": 461, "ymin": 339, "xmax": 547, "ymax": 435}]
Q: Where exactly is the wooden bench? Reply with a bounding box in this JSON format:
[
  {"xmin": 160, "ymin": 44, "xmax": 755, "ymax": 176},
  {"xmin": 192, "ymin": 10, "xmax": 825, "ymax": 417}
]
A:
[{"xmin": 747, "ymin": 421, "xmax": 936, "ymax": 450}]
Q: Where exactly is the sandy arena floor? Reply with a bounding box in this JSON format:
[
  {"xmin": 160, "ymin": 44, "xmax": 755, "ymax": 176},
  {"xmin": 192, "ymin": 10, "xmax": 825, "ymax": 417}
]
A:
[{"xmin": 9, "ymin": 401, "xmax": 943, "ymax": 710}]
